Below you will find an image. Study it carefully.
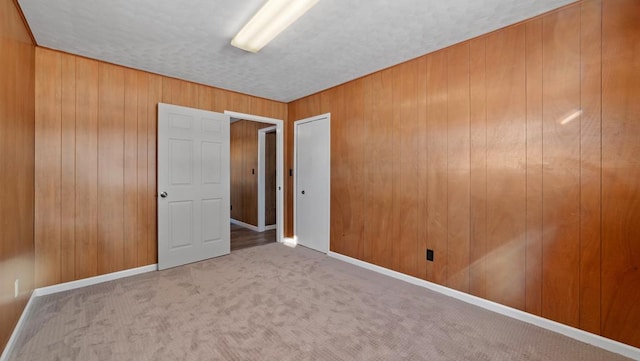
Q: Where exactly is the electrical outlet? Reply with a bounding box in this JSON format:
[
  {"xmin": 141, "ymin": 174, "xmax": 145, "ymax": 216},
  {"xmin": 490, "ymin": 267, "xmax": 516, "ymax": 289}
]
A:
[
  {"xmin": 14, "ymin": 279, "xmax": 19, "ymax": 298},
  {"xmin": 426, "ymin": 249, "xmax": 434, "ymax": 262}
]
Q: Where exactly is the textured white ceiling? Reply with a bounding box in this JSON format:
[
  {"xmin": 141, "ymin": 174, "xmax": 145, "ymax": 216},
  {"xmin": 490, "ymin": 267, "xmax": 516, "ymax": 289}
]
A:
[{"xmin": 18, "ymin": 0, "xmax": 575, "ymax": 102}]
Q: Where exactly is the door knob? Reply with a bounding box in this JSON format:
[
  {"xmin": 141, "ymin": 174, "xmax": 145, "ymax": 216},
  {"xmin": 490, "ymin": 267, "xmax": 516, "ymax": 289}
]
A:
[
  {"xmin": 160, "ymin": 192, "xmax": 168, "ymax": 198},
  {"xmin": 301, "ymin": 190, "xmax": 305, "ymax": 195}
]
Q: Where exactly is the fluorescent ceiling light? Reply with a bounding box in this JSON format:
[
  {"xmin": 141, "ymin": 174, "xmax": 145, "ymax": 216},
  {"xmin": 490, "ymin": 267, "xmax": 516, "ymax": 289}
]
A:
[{"xmin": 231, "ymin": 0, "xmax": 320, "ymax": 53}]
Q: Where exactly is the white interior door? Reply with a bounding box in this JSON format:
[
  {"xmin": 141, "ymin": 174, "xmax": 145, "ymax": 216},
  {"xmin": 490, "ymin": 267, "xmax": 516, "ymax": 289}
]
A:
[
  {"xmin": 294, "ymin": 113, "xmax": 330, "ymax": 253},
  {"xmin": 158, "ymin": 103, "xmax": 230, "ymax": 270}
]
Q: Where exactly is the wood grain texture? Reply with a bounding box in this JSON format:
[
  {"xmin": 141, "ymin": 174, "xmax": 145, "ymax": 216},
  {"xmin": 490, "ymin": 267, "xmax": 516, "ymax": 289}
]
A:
[
  {"xmin": 469, "ymin": 38, "xmax": 487, "ymax": 298},
  {"xmin": 416, "ymin": 56, "xmax": 428, "ymax": 280},
  {"xmin": 446, "ymin": 44, "xmax": 471, "ymax": 291},
  {"xmin": 285, "ymin": 103, "xmax": 295, "ymax": 238},
  {"xmin": 322, "ymin": 86, "xmax": 346, "ymax": 254},
  {"xmin": 392, "ymin": 61, "xmax": 420, "ymax": 277},
  {"xmin": 197, "ymin": 84, "xmax": 214, "ymax": 111},
  {"xmin": 23, "ymin": 0, "xmax": 640, "ymax": 349},
  {"xmin": 74, "ymin": 56, "xmax": 99, "ymax": 279},
  {"xmin": 338, "ymin": 79, "xmax": 366, "ymax": 260},
  {"xmin": 136, "ymin": 71, "xmax": 149, "ymax": 267},
  {"xmin": 146, "ymin": 74, "xmax": 163, "ymax": 265},
  {"xmin": 60, "ymin": 55, "xmax": 76, "ymax": 283},
  {"xmin": 578, "ymin": 0, "xmax": 602, "ymax": 335},
  {"xmin": 541, "ymin": 5, "xmax": 581, "ymax": 327},
  {"xmin": 265, "ymin": 131, "xmax": 277, "ymax": 225},
  {"xmin": 484, "ymin": 24, "xmax": 527, "ymax": 311},
  {"xmin": 33, "ymin": 49, "xmax": 286, "ymax": 285},
  {"xmin": 285, "ymin": 0, "xmax": 640, "ymax": 348},
  {"xmin": 97, "ymin": 62, "xmax": 125, "ymax": 275},
  {"xmin": 0, "ymin": 0, "xmax": 35, "ymax": 350},
  {"xmin": 601, "ymin": 0, "xmax": 640, "ymax": 348},
  {"xmin": 243, "ymin": 121, "xmax": 259, "ymax": 226},
  {"xmin": 425, "ymin": 51, "xmax": 448, "ymax": 284},
  {"xmin": 230, "ymin": 120, "xmax": 245, "ymax": 221},
  {"xmin": 525, "ymin": 18, "xmax": 544, "ymax": 317},
  {"xmin": 363, "ymin": 69, "xmax": 394, "ymax": 269},
  {"xmin": 123, "ymin": 68, "xmax": 139, "ymax": 270},
  {"xmin": 35, "ymin": 48, "xmax": 62, "ymax": 287}
]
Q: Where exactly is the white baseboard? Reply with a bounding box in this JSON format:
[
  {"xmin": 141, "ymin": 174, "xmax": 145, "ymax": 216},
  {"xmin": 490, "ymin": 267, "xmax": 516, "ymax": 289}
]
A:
[
  {"xmin": 328, "ymin": 251, "xmax": 640, "ymax": 361},
  {"xmin": 230, "ymin": 218, "xmax": 260, "ymax": 232},
  {"xmin": 0, "ymin": 293, "xmax": 36, "ymax": 361},
  {"xmin": 265, "ymin": 224, "xmax": 277, "ymax": 231},
  {"xmin": 34, "ymin": 264, "xmax": 158, "ymax": 297},
  {"xmin": 0, "ymin": 264, "xmax": 157, "ymax": 361}
]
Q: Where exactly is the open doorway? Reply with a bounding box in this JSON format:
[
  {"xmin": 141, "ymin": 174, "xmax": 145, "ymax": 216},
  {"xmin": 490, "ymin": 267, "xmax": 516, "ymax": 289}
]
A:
[{"xmin": 225, "ymin": 111, "xmax": 284, "ymax": 251}]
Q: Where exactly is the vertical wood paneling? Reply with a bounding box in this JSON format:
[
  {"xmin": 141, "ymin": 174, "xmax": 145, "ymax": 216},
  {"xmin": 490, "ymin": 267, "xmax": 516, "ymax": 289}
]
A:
[
  {"xmin": 161, "ymin": 77, "xmax": 173, "ymax": 104},
  {"xmin": 392, "ymin": 61, "xmax": 420, "ymax": 277},
  {"xmin": 35, "ymin": 48, "xmax": 61, "ymax": 287},
  {"xmin": 285, "ymin": 103, "xmax": 295, "ymax": 237},
  {"xmin": 284, "ymin": 0, "xmax": 640, "ymax": 348},
  {"xmin": 171, "ymin": 79, "xmax": 198, "ymax": 108},
  {"xmin": 33, "ymin": 49, "xmax": 287, "ymax": 288},
  {"xmin": 229, "ymin": 91, "xmax": 250, "ymax": 114},
  {"xmin": 0, "ymin": 0, "xmax": 35, "ymax": 348},
  {"xmin": 265, "ymin": 131, "xmax": 277, "ymax": 225},
  {"xmin": 230, "ymin": 120, "xmax": 245, "ymax": 221},
  {"xmin": 416, "ymin": 56, "xmax": 429, "ymax": 280},
  {"xmin": 123, "ymin": 69, "xmax": 138, "ymax": 270},
  {"xmin": 339, "ymin": 79, "xmax": 365, "ymax": 259},
  {"xmin": 147, "ymin": 74, "xmax": 162, "ymax": 265},
  {"xmin": 525, "ymin": 18, "xmax": 544, "ymax": 316},
  {"xmin": 243, "ymin": 121, "xmax": 258, "ymax": 225},
  {"xmin": 425, "ymin": 51, "xmax": 448, "ymax": 284},
  {"xmin": 579, "ymin": 0, "xmax": 602, "ymax": 335},
  {"xmin": 602, "ymin": 0, "xmax": 640, "ymax": 348},
  {"xmin": 136, "ymin": 71, "xmax": 149, "ymax": 267},
  {"xmin": 469, "ymin": 37, "xmax": 487, "ymax": 298},
  {"xmin": 446, "ymin": 44, "xmax": 471, "ymax": 291},
  {"xmin": 198, "ymin": 84, "xmax": 214, "ymax": 111},
  {"xmin": 485, "ymin": 25, "xmax": 527, "ymax": 310},
  {"xmin": 97, "ymin": 63, "xmax": 125, "ymax": 274},
  {"xmin": 212, "ymin": 87, "xmax": 228, "ymax": 113},
  {"xmin": 323, "ymin": 86, "xmax": 345, "ymax": 253},
  {"xmin": 364, "ymin": 69, "xmax": 394, "ymax": 269},
  {"xmin": 60, "ymin": 55, "xmax": 76, "ymax": 283},
  {"xmin": 541, "ymin": 5, "xmax": 581, "ymax": 326},
  {"xmin": 27, "ymin": 0, "xmax": 640, "ymax": 347},
  {"xmin": 74, "ymin": 57, "xmax": 99, "ymax": 279}
]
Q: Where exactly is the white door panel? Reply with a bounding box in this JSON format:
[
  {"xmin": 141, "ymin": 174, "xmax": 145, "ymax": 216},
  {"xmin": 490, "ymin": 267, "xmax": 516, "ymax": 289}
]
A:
[
  {"xmin": 158, "ymin": 103, "xmax": 230, "ymax": 270},
  {"xmin": 295, "ymin": 114, "xmax": 330, "ymax": 253}
]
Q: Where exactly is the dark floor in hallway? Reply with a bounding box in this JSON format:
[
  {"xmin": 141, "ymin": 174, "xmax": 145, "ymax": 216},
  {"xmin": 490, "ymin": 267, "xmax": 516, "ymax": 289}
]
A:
[{"xmin": 230, "ymin": 223, "xmax": 276, "ymax": 251}]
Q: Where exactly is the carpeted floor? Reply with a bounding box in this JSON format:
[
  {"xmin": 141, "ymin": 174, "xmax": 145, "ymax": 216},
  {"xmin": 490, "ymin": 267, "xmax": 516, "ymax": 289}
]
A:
[{"xmin": 8, "ymin": 243, "xmax": 630, "ymax": 361}]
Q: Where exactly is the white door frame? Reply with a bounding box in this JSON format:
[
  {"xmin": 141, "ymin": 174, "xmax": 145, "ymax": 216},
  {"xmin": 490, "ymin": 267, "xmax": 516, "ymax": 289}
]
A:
[
  {"xmin": 225, "ymin": 111, "xmax": 284, "ymax": 243},
  {"xmin": 258, "ymin": 126, "xmax": 277, "ymax": 232},
  {"xmin": 294, "ymin": 113, "xmax": 331, "ymax": 253}
]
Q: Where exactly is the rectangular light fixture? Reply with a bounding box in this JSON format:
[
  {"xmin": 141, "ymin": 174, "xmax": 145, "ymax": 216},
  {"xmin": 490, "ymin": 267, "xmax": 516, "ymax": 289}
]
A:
[{"xmin": 231, "ymin": 0, "xmax": 320, "ymax": 53}]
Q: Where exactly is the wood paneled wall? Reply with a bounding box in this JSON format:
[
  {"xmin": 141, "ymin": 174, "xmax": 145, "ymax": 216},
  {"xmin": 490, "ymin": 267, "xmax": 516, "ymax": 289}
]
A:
[
  {"xmin": 287, "ymin": 0, "xmax": 640, "ymax": 348},
  {"xmin": 34, "ymin": 48, "xmax": 287, "ymax": 288},
  {"xmin": 265, "ymin": 132, "xmax": 277, "ymax": 225},
  {"xmin": 0, "ymin": 0, "xmax": 35, "ymax": 351},
  {"xmin": 230, "ymin": 120, "xmax": 273, "ymax": 226}
]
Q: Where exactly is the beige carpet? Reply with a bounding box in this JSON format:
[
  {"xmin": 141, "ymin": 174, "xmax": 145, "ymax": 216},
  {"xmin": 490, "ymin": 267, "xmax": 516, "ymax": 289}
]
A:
[{"xmin": 8, "ymin": 243, "xmax": 630, "ymax": 361}]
